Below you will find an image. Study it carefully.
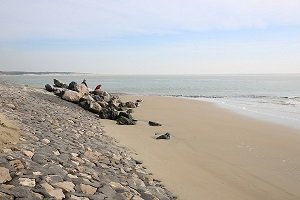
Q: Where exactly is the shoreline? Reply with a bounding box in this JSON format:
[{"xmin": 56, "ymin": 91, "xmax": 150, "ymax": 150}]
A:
[{"xmin": 102, "ymin": 95, "xmax": 300, "ymax": 200}]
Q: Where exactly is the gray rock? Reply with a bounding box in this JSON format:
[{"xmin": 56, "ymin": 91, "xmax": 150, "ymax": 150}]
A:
[
  {"xmin": 53, "ymin": 79, "xmax": 67, "ymax": 88},
  {"xmin": 0, "ymin": 167, "xmax": 12, "ymax": 183},
  {"xmin": 0, "ymin": 192, "xmax": 14, "ymax": 200},
  {"xmin": 45, "ymin": 84, "xmax": 54, "ymax": 92},
  {"xmin": 80, "ymin": 184, "xmax": 97, "ymax": 195},
  {"xmin": 156, "ymin": 133, "xmax": 171, "ymax": 140},
  {"xmin": 125, "ymin": 101, "xmax": 136, "ymax": 108},
  {"xmin": 148, "ymin": 121, "xmax": 162, "ymax": 126},
  {"xmin": 6, "ymin": 103, "xmax": 16, "ymax": 110},
  {"xmin": 117, "ymin": 116, "xmax": 136, "ymax": 125},
  {"xmin": 19, "ymin": 178, "xmax": 36, "ymax": 187},
  {"xmin": 68, "ymin": 81, "xmax": 78, "ymax": 91}
]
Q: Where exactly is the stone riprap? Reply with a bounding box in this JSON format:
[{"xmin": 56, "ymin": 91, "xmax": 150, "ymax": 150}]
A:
[{"xmin": 0, "ymin": 82, "xmax": 176, "ymax": 200}]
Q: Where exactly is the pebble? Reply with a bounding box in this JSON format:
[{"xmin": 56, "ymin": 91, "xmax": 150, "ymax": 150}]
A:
[
  {"xmin": 80, "ymin": 184, "xmax": 97, "ymax": 195},
  {"xmin": 19, "ymin": 178, "xmax": 36, "ymax": 187},
  {"xmin": 42, "ymin": 138, "xmax": 50, "ymax": 144},
  {"xmin": 0, "ymin": 167, "xmax": 12, "ymax": 183}
]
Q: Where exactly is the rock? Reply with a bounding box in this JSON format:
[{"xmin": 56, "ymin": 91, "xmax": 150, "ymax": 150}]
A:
[
  {"xmin": 75, "ymin": 83, "xmax": 89, "ymax": 95},
  {"xmin": 0, "ymin": 167, "xmax": 12, "ymax": 183},
  {"xmin": 45, "ymin": 175, "xmax": 63, "ymax": 184},
  {"xmin": 80, "ymin": 100, "xmax": 102, "ymax": 114},
  {"xmin": 156, "ymin": 133, "xmax": 171, "ymax": 140},
  {"xmin": 0, "ymin": 192, "xmax": 14, "ymax": 200},
  {"xmin": 125, "ymin": 101, "xmax": 136, "ymax": 108},
  {"xmin": 117, "ymin": 116, "xmax": 136, "ymax": 125},
  {"xmin": 84, "ymin": 150, "xmax": 102, "ymax": 162},
  {"xmin": 62, "ymin": 90, "xmax": 83, "ymax": 103},
  {"xmin": 68, "ymin": 81, "xmax": 78, "ymax": 91},
  {"xmin": 45, "ymin": 84, "xmax": 54, "ymax": 92},
  {"xmin": 70, "ymin": 195, "xmax": 89, "ymax": 200},
  {"xmin": 22, "ymin": 150, "xmax": 34, "ymax": 158},
  {"xmin": 118, "ymin": 112, "xmax": 133, "ymax": 120},
  {"xmin": 99, "ymin": 108, "xmax": 118, "ymax": 120},
  {"xmin": 127, "ymin": 177, "xmax": 146, "ymax": 191},
  {"xmin": 41, "ymin": 182, "xmax": 65, "ymax": 200},
  {"xmin": 53, "ymin": 79, "xmax": 67, "ymax": 88},
  {"xmin": 109, "ymin": 182, "xmax": 128, "ymax": 193},
  {"xmin": 80, "ymin": 184, "xmax": 97, "ymax": 195},
  {"xmin": 9, "ymin": 160, "xmax": 25, "ymax": 170},
  {"xmin": 149, "ymin": 121, "xmax": 162, "ymax": 126},
  {"xmin": 91, "ymin": 194, "xmax": 106, "ymax": 200},
  {"xmin": 19, "ymin": 178, "xmax": 36, "ymax": 187},
  {"xmin": 42, "ymin": 138, "xmax": 50, "ymax": 144},
  {"xmin": 136, "ymin": 99, "xmax": 143, "ymax": 103},
  {"xmin": 127, "ymin": 109, "xmax": 134, "ymax": 114},
  {"xmin": 6, "ymin": 103, "xmax": 16, "ymax": 110},
  {"xmin": 53, "ymin": 181, "xmax": 75, "ymax": 192}
]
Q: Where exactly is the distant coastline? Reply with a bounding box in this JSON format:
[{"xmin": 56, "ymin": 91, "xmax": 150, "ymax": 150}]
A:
[{"xmin": 0, "ymin": 71, "xmax": 87, "ymax": 76}]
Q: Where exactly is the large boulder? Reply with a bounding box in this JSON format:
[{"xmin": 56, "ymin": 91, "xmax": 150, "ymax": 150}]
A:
[
  {"xmin": 125, "ymin": 101, "xmax": 136, "ymax": 108},
  {"xmin": 45, "ymin": 84, "xmax": 54, "ymax": 92},
  {"xmin": 118, "ymin": 112, "xmax": 133, "ymax": 120},
  {"xmin": 53, "ymin": 79, "xmax": 67, "ymax": 88},
  {"xmin": 117, "ymin": 116, "xmax": 136, "ymax": 125},
  {"xmin": 75, "ymin": 83, "xmax": 89, "ymax": 95},
  {"xmin": 61, "ymin": 90, "xmax": 83, "ymax": 103},
  {"xmin": 99, "ymin": 108, "xmax": 119, "ymax": 120},
  {"xmin": 79, "ymin": 99, "xmax": 102, "ymax": 114},
  {"xmin": 68, "ymin": 81, "xmax": 78, "ymax": 91}
]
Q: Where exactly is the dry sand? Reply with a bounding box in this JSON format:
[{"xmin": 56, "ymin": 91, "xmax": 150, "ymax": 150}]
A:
[
  {"xmin": 0, "ymin": 113, "xmax": 19, "ymax": 149},
  {"xmin": 101, "ymin": 96, "xmax": 300, "ymax": 200}
]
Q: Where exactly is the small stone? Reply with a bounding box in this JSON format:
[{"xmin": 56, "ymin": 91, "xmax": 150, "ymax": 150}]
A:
[
  {"xmin": 109, "ymin": 182, "xmax": 127, "ymax": 193},
  {"xmin": 53, "ymin": 181, "xmax": 75, "ymax": 192},
  {"xmin": 42, "ymin": 138, "xmax": 50, "ymax": 144},
  {"xmin": 45, "ymin": 175, "xmax": 63, "ymax": 183},
  {"xmin": 33, "ymin": 192, "xmax": 44, "ymax": 199},
  {"xmin": 22, "ymin": 150, "xmax": 34, "ymax": 158},
  {"xmin": 71, "ymin": 153, "xmax": 79, "ymax": 157},
  {"xmin": 148, "ymin": 121, "xmax": 162, "ymax": 126},
  {"xmin": 0, "ymin": 167, "xmax": 12, "ymax": 183},
  {"xmin": 9, "ymin": 160, "xmax": 24, "ymax": 170},
  {"xmin": 33, "ymin": 171, "xmax": 42, "ymax": 176},
  {"xmin": 53, "ymin": 150, "xmax": 60, "ymax": 155},
  {"xmin": 156, "ymin": 133, "xmax": 171, "ymax": 140},
  {"xmin": 70, "ymin": 195, "xmax": 89, "ymax": 200},
  {"xmin": 79, "ymin": 173, "xmax": 92, "ymax": 180},
  {"xmin": 67, "ymin": 174, "xmax": 78, "ymax": 179},
  {"xmin": 19, "ymin": 178, "xmax": 36, "ymax": 187},
  {"xmin": 80, "ymin": 184, "xmax": 97, "ymax": 195},
  {"xmin": 0, "ymin": 192, "xmax": 14, "ymax": 200},
  {"xmin": 84, "ymin": 150, "xmax": 102, "ymax": 162},
  {"xmin": 2, "ymin": 148, "xmax": 13, "ymax": 153},
  {"xmin": 41, "ymin": 182, "xmax": 65, "ymax": 200},
  {"xmin": 6, "ymin": 103, "xmax": 16, "ymax": 109}
]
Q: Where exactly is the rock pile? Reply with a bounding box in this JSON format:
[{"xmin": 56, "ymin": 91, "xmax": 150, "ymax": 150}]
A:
[
  {"xmin": 0, "ymin": 82, "xmax": 176, "ymax": 200},
  {"xmin": 45, "ymin": 79, "xmax": 141, "ymax": 125}
]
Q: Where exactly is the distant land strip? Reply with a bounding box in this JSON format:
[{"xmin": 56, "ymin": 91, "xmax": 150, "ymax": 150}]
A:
[{"xmin": 0, "ymin": 71, "xmax": 87, "ymax": 75}]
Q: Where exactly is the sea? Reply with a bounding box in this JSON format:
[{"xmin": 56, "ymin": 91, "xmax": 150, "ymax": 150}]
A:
[{"xmin": 1, "ymin": 74, "xmax": 300, "ymax": 129}]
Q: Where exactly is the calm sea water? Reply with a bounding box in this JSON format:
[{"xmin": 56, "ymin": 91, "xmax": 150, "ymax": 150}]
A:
[{"xmin": 1, "ymin": 74, "xmax": 300, "ymax": 129}]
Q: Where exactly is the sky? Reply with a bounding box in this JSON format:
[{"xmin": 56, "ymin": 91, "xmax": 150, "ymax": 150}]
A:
[{"xmin": 0, "ymin": 0, "xmax": 300, "ymax": 74}]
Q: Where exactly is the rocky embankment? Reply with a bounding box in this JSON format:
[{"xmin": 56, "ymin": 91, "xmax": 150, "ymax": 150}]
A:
[{"xmin": 0, "ymin": 82, "xmax": 176, "ymax": 200}]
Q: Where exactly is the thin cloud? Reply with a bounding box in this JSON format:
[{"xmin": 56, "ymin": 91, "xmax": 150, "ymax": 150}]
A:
[{"xmin": 0, "ymin": 0, "xmax": 300, "ymax": 40}]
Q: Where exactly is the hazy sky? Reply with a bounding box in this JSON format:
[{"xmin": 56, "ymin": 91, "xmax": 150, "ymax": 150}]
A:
[{"xmin": 0, "ymin": 0, "xmax": 300, "ymax": 74}]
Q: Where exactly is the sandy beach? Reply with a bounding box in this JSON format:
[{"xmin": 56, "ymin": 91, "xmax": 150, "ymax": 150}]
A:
[{"xmin": 102, "ymin": 95, "xmax": 300, "ymax": 200}]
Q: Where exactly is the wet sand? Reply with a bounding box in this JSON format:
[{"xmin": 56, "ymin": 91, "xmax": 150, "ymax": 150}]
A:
[{"xmin": 101, "ymin": 96, "xmax": 300, "ymax": 200}]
